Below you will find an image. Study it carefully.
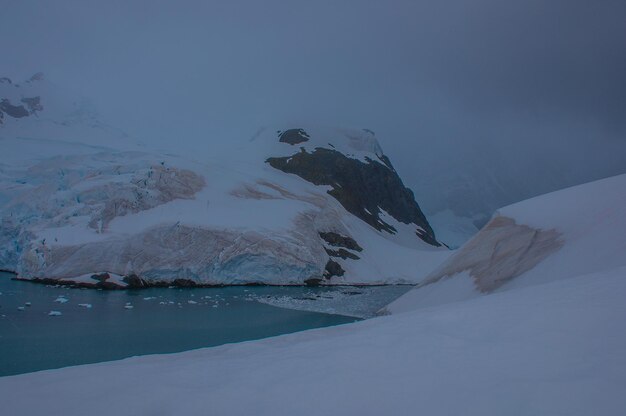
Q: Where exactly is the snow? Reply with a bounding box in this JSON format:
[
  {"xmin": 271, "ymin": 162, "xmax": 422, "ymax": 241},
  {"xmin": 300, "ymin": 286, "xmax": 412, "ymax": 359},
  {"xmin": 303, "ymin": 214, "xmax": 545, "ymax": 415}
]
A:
[
  {"xmin": 426, "ymin": 208, "xmax": 480, "ymax": 248},
  {"xmin": 255, "ymin": 286, "xmax": 410, "ymax": 318},
  {"xmin": 1, "ymin": 267, "xmax": 624, "ymax": 415},
  {"xmin": 250, "ymin": 126, "xmax": 386, "ymax": 164},
  {"xmin": 387, "ymin": 174, "xmax": 626, "ymax": 313},
  {"xmin": 3, "ymin": 75, "xmax": 623, "ymax": 415},
  {"xmin": 59, "ymin": 272, "xmax": 128, "ymax": 287},
  {"xmin": 1, "ymin": 78, "xmax": 448, "ymax": 285}
]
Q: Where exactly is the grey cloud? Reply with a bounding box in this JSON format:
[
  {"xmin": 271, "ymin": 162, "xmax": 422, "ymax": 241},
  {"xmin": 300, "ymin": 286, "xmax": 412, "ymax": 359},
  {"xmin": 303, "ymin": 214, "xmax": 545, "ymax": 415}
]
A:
[{"xmin": 1, "ymin": 0, "xmax": 625, "ymax": 222}]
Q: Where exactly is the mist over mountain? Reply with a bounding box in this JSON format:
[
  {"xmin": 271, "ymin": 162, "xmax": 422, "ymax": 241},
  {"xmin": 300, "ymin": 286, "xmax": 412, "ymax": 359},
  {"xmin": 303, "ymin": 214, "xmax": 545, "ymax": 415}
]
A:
[
  {"xmin": 2, "ymin": 3, "xmax": 626, "ymax": 414},
  {"xmin": 2, "ymin": 0, "xmax": 625, "ymax": 245}
]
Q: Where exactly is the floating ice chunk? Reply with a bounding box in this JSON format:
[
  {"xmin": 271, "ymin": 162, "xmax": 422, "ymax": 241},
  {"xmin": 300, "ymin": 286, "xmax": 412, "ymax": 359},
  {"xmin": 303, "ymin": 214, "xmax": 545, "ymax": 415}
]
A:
[
  {"xmin": 54, "ymin": 296, "xmax": 69, "ymax": 303},
  {"xmin": 124, "ymin": 302, "xmax": 134, "ymax": 310},
  {"xmin": 187, "ymin": 300, "xmax": 197, "ymax": 304},
  {"xmin": 78, "ymin": 303, "xmax": 92, "ymax": 308},
  {"xmin": 212, "ymin": 304, "xmax": 218, "ymax": 308},
  {"xmin": 25, "ymin": 302, "xmax": 32, "ymax": 306},
  {"xmin": 143, "ymin": 297, "xmax": 156, "ymax": 301},
  {"xmin": 17, "ymin": 306, "xmax": 25, "ymax": 311},
  {"xmin": 48, "ymin": 311, "xmax": 62, "ymax": 316}
]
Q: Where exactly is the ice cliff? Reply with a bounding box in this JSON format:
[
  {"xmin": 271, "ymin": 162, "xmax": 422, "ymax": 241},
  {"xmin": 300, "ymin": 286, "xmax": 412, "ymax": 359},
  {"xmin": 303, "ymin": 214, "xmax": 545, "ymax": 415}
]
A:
[{"xmin": 0, "ymin": 75, "xmax": 449, "ymax": 286}]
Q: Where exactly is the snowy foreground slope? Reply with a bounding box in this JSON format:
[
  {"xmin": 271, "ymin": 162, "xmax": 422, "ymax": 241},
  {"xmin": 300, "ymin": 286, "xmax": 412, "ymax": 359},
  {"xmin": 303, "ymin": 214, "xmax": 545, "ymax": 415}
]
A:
[
  {"xmin": 0, "ymin": 75, "xmax": 448, "ymax": 285},
  {"xmin": 1, "ymin": 175, "xmax": 625, "ymax": 415},
  {"xmin": 387, "ymin": 173, "xmax": 626, "ymax": 313},
  {"xmin": 1, "ymin": 268, "xmax": 624, "ymax": 415}
]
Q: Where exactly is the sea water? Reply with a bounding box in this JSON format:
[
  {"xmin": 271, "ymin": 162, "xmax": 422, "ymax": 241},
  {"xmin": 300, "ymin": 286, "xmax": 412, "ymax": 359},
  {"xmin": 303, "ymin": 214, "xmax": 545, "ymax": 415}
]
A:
[{"xmin": 0, "ymin": 272, "xmax": 409, "ymax": 376}]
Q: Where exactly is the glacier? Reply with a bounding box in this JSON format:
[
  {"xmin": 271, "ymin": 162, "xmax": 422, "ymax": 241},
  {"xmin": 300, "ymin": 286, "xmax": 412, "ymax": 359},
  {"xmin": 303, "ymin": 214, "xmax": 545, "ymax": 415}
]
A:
[
  {"xmin": 0, "ymin": 75, "xmax": 450, "ymax": 286},
  {"xmin": 1, "ymin": 173, "xmax": 625, "ymax": 415}
]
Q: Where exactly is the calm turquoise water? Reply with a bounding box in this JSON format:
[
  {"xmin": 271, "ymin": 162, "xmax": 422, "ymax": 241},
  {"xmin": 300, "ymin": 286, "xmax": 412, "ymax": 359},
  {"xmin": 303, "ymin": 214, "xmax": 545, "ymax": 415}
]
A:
[{"xmin": 0, "ymin": 272, "xmax": 406, "ymax": 377}]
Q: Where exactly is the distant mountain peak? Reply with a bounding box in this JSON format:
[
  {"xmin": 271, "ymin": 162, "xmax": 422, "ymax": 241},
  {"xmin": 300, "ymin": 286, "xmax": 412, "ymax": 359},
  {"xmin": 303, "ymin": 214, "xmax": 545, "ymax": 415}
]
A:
[{"xmin": 28, "ymin": 72, "xmax": 45, "ymax": 82}]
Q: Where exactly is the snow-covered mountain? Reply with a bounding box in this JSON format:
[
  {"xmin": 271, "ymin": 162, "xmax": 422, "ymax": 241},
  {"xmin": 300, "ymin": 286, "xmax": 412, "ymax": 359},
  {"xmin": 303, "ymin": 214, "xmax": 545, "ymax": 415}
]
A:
[
  {"xmin": 3, "ymin": 171, "xmax": 625, "ymax": 416},
  {"xmin": 386, "ymin": 173, "xmax": 626, "ymax": 313},
  {"xmin": 0, "ymin": 75, "xmax": 449, "ymax": 286}
]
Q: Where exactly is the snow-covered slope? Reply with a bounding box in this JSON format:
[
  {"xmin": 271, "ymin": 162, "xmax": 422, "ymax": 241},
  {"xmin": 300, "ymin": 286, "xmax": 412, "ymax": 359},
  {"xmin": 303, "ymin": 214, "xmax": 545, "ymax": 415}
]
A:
[
  {"xmin": 1, "ymin": 265, "xmax": 624, "ymax": 416},
  {"xmin": 387, "ymin": 173, "xmax": 626, "ymax": 313},
  {"xmin": 0, "ymin": 73, "xmax": 130, "ymax": 148},
  {"xmin": 0, "ymin": 76, "xmax": 449, "ymax": 286}
]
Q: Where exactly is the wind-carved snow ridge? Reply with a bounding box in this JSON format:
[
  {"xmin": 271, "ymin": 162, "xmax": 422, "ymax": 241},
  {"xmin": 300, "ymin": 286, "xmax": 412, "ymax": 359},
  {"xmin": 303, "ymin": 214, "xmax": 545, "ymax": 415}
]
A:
[
  {"xmin": 1, "ymin": 79, "xmax": 450, "ymax": 285},
  {"xmin": 423, "ymin": 216, "xmax": 564, "ymax": 292},
  {"xmin": 387, "ymin": 173, "xmax": 626, "ymax": 313}
]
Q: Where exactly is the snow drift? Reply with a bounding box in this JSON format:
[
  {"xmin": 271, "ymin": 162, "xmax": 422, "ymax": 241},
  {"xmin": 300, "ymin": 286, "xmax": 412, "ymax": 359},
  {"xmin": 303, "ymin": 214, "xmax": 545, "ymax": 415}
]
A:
[
  {"xmin": 387, "ymin": 173, "xmax": 626, "ymax": 313},
  {"xmin": 1, "ymin": 257, "xmax": 624, "ymax": 416}
]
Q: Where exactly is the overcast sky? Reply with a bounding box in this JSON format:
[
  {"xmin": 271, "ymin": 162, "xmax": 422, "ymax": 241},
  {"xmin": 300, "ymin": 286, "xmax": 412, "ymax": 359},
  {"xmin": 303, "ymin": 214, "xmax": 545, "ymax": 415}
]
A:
[{"xmin": 2, "ymin": 0, "xmax": 625, "ymax": 217}]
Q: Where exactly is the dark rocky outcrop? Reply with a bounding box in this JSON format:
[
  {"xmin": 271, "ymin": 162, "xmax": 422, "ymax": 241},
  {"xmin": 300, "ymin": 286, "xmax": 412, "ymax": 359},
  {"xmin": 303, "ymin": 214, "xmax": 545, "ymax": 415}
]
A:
[
  {"xmin": 90, "ymin": 272, "xmax": 111, "ymax": 283},
  {"xmin": 0, "ymin": 99, "xmax": 29, "ymax": 119},
  {"xmin": 0, "ymin": 96, "xmax": 42, "ymax": 123},
  {"xmin": 122, "ymin": 274, "xmax": 148, "ymax": 288},
  {"xmin": 267, "ymin": 148, "xmax": 440, "ymax": 246},
  {"xmin": 15, "ymin": 275, "xmax": 215, "ymax": 290},
  {"xmin": 28, "ymin": 72, "xmax": 45, "ymax": 82},
  {"xmin": 319, "ymin": 231, "xmax": 363, "ymax": 251},
  {"xmin": 278, "ymin": 128, "xmax": 310, "ymax": 145},
  {"xmin": 318, "ymin": 231, "xmax": 362, "ymax": 278},
  {"xmin": 304, "ymin": 277, "xmax": 323, "ymax": 286},
  {"xmin": 324, "ymin": 259, "xmax": 345, "ymax": 279},
  {"xmin": 324, "ymin": 248, "xmax": 360, "ymax": 260}
]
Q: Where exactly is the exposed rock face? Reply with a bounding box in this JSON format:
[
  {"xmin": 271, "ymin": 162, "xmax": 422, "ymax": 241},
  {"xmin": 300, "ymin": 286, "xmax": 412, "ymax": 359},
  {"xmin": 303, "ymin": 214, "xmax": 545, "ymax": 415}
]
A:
[
  {"xmin": 319, "ymin": 231, "xmax": 363, "ymax": 252},
  {"xmin": 324, "ymin": 259, "xmax": 345, "ymax": 279},
  {"xmin": 421, "ymin": 216, "xmax": 563, "ymax": 292},
  {"xmin": 319, "ymin": 231, "xmax": 362, "ymax": 278},
  {"xmin": 278, "ymin": 128, "xmax": 310, "ymax": 145},
  {"xmin": 0, "ymin": 73, "xmax": 45, "ymax": 125},
  {"xmin": 0, "ymin": 98, "xmax": 30, "ymax": 119},
  {"xmin": 1, "ymin": 109, "xmax": 448, "ymax": 285},
  {"xmin": 267, "ymin": 147, "xmax": 440, "ymax": 246},
  {"xmin": 324, "ymin": 248, "xmax": 359, "ymax": 260}
]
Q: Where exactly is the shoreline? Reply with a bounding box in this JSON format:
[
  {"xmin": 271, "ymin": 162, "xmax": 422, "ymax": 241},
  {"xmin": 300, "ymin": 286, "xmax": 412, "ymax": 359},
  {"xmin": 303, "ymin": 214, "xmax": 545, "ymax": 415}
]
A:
[{"xmin": 0, "ymin": 270, "xmax": 414, "ymax": 291}]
